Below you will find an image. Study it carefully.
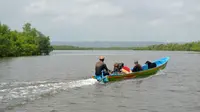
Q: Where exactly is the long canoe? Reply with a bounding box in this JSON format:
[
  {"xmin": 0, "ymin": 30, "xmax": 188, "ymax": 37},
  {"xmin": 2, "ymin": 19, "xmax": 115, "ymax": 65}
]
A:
[{"xmin": 92, "ymin": 57, "xmax": 170, "ymax": 83}]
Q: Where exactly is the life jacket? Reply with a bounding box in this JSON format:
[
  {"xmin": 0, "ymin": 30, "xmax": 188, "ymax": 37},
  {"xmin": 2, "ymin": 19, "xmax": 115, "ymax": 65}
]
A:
[{"xmin": 121, "ymin": 66, "xmax": 131, "ymax": 74}]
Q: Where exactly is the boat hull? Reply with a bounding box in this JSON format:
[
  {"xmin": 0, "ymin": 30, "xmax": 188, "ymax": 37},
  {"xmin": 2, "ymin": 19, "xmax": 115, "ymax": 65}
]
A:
[{"xmin": 92, "ymin": 57, "xmax": 169, "ymax": 83}]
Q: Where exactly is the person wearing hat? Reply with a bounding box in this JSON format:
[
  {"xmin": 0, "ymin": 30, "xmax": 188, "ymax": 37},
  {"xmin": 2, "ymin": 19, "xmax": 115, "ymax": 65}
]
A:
[
  {"xmin": 132, "ymin": 60, "xmax": 143, "ymax": 72},
  {"xmin": 95, "ymin": 56, "xmax": 111, "ymax": 76}
]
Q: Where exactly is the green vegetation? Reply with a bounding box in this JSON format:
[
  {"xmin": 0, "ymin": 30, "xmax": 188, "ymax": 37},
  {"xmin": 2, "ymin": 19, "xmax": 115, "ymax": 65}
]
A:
[
  {"xmin": 53, "ymin": 45, "xmax": 93, "ymax": 50},
  {"xmin": 0, "ymin": 22, "xmax": 53, "ymax": 57},
  {"xmin": 136, "ymin": 42, "xmax": 200, "ymax": 51},
  {"xmin": 53, "ymin": 41, "xmax": 200, "ymax": 51},
  {"xmin": 1, "ymin": 22, "xmax": 200, "ymax": 58},
  {"xmin": 53, "ymin": 45, "xmax": 134, "ymax": 50}
]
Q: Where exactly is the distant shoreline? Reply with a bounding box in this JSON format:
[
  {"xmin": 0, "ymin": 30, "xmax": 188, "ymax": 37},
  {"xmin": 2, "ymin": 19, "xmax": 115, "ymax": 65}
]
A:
[{"xmin": 53, "ymin": 41, "xmax": 200, "ymax": 51}]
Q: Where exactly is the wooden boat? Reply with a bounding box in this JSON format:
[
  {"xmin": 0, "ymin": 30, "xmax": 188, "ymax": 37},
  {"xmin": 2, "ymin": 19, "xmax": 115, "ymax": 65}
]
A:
[{"xmin": 92, "ymin": 57, "xmax": 170, "ymax": 83}]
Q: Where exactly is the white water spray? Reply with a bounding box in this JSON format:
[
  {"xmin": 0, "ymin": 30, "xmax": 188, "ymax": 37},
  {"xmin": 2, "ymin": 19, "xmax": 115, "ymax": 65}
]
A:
[{"xmin": 0, "ymin": 78, "xmax": 97, "ymax": 109}]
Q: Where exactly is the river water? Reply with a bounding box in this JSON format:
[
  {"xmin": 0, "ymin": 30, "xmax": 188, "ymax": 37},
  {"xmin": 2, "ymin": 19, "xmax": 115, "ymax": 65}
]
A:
[{"xmin": 0, "ymin": 50, "xmax": 200, "ymax": 112}]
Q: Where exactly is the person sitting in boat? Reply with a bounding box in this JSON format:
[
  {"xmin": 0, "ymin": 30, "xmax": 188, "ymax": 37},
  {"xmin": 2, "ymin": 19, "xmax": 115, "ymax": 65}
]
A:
[
  {"xmin": 132, "ymin": 60, "xmax": 143, "ymax": 72},
  {"xmin": 95, "ymin": 56, "xmax": 111, "ymax": 76},
  {"xmin": 112, "ymin": 62, "xmax": 125, "ymax": 74},
  {"xmin": 112, "ymin": 63, "xmax": 120, "ymax": 73},
  {"xmin": 145, "ymin": 61, "xmax": 157, "ymax": 69},
  {"xmin": 118, "ymin": 63, "xmax": 124, "ymax": 70}
]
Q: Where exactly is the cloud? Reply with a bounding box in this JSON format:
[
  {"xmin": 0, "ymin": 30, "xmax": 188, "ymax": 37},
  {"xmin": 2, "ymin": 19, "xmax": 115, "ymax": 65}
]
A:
[
  {"xmin": 149, "ymin": 18, "xmax": 164, "ymax": 26},
  {"xmin": 25, "ymin": 0, "xmax": 48, "ymax": 14},
  {"xmin": 25, "ymin": 0, "xmax": 124, "ymax": 24},
  {"xmin": 1, "ymin": 0, "xmax": 200, "ymax": 42},
  {"xmin": 169, "ymin": 1, "xmax": 184, "ymax": 8}
]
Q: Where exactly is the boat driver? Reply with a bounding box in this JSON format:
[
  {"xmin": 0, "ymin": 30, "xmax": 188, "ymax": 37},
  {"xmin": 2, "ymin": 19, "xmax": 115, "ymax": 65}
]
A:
[{"xmin": 95, "ymin": 56, "xmax": 111, "ymax": 76}]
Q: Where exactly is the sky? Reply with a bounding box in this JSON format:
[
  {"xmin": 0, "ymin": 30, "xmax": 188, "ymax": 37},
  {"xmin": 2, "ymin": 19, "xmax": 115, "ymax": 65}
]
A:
[{"xmin": 0, "ymin": 0, "xmax": 200, "ymax": 42}]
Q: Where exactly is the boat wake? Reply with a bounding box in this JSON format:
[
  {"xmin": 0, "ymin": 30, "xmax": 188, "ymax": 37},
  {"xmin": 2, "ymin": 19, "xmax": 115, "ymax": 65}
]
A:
[
  {"xmin": 0, "ymin": 78, "xmax": 97, "ymax": 110},
  {"xmin": 140, "ymin": 69, "xmax": 167, "ymax": 81},
  {"xmin": 125, "ymin": 70, "xmax": 167, "ymax": 84}
]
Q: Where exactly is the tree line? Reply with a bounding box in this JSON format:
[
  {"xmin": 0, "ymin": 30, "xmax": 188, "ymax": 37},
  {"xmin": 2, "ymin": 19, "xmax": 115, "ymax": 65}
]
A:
[
  {"xmin": 1, "ymin": 21, "xmax": 199, "ymax": 58},
  {"xmin": 135, "ymin": 41, "xmax": 200, "ymax": 51},
  {"xmin": 53, "ymin": 45, "xmax": 133, "ymax": 50},
  {"xmin": 53, "ymin": 41, "xmax": 200, "ymax": 51},
  {"xmin": 0, "ymin": 22, "xmax": 53, "ymax": 57}
]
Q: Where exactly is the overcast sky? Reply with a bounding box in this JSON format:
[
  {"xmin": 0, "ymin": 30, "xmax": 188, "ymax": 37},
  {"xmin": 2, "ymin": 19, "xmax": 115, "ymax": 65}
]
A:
[{"xmin": 0, "ymin": 0, "xmax": 200, "ymax": 42}]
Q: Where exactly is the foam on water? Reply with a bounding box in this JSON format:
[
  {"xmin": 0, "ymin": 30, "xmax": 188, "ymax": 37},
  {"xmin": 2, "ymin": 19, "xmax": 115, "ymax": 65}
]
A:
[
  {"xmin": 141, "ymin": 70, "xmax": 167, "ymax": 80},
  {"xmin": 0, "ymin": 71, "xmax": 166, "ymax": 110},
  {"xmin": 0, "ymin": 78, "xmax": 97, "ymax": 109},
  {"xmin": 68, "ymin": 78, "xmax": 98, "ymax": 88}
]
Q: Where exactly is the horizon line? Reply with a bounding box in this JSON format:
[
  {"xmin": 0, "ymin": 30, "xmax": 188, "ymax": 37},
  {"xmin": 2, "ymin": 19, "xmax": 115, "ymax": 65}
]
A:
[{"xmin": 50, "ymin": 40, "xmax": 189, "ymax": 43}]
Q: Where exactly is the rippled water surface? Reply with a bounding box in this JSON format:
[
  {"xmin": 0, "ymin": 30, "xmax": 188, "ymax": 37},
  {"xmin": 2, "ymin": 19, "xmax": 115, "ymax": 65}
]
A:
[{"xmin": 0, "ymin": 50, "xmax": 200, "ymax": 112}]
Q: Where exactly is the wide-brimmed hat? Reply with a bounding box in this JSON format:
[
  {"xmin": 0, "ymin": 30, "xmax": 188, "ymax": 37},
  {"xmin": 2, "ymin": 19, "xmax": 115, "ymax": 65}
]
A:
[{"xmin": 99, "ymin": 56, "xmax": 105, "ymax": 60}]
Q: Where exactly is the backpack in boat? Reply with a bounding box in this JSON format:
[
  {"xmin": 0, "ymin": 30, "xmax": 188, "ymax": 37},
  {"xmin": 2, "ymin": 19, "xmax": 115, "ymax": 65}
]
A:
[{"xmin": 145, "ymin": 61, "xmax": 156, "ymax": 69}]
